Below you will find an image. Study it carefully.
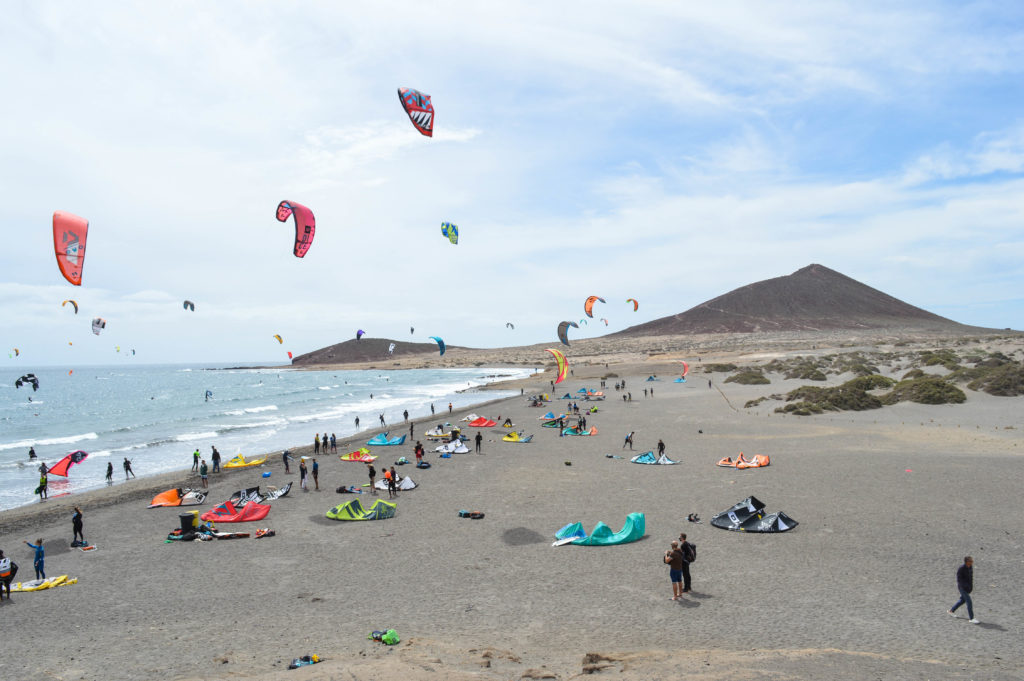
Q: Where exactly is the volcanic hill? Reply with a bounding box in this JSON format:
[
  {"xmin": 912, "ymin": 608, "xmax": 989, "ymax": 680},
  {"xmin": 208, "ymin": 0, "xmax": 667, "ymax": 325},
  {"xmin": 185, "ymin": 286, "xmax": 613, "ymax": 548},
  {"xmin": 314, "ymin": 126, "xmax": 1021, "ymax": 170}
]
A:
[
  {"xmin": 613, "ymin": 264, "xmax": 978, "ymax": 336},
  {"xmin": 291, "ymin": 338, "xmax": 458, "ymax": 366}
]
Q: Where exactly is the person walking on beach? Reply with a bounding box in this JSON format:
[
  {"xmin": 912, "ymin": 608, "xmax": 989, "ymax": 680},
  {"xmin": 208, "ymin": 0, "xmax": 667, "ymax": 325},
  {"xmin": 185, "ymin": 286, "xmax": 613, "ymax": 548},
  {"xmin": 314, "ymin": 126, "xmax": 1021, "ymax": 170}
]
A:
[
  {"xmin": 379, "ymin": 413, "xmax": 386, "ymax": 427},
  {"xmin": 664, "ymin": 540, "xmax": 684, "ymax": 601},
  {"xmin": 312, "ymin": 458, "xmax": 319, "ymax": 490},
  {"xmin": 25, "ymin": 539, "xmax": 45, "ymax": 580},
  {"xmin": 105, "ymin": 462, "xmax": 113, "ymax": 483},
  {"xmin": 948, "ymin": 556, "xmax": 979, "ymax": 623},
  {"xmin": 403, "ymin": 409, "xmax": 409, "ymax": 422},
  {"xmin": 199, "ymin": 460, "xmax": 208, "ymax": 488},
  {"xmin": 299, "ymin": 459, "xmax": 308, "ymax": 492},
  {"xmin": 0, "ymin": 550, "xmax": 17, "ymax": 600},
  {"xmin": 448, "ymin": 402, "xmax": 453, "ymax": 414},
  {"xmin": 644, "ymin": 388, "xmax": 647, "ymax": 398},
  {"xmin": 72, "ymin": 507, "xmax": 85, "ymax": 546},
  {"xmin": 123, "ymin": 458, "xmax": 135, "ymax": 479},
  {"xmin": 678, "ymin": 533, "xmax": 695, "ymax": 593},
  {"xmin": 314, "ymin": 433, "xmax": 320, "ymax": 455},
  {"xmin": 657, "ymin": 439, "xmax": 666, "ymax": 457},
  {"xmin": 475, "ymin": 431, "xmax": 483, "ymax": 453},
  {"xmin": 367, "ymin": 463, "xmax": 377, "ymax": 495},
  {"xmin": 192, "ymin": 448, "xmax": 200, "ymax": 472},
  {"xmin": 282, "ymin": 450, "xmax": 293, "ymax": 473},
  {"xmin": 330, "ymin": 434, "xmax": 337, "ymax": 454},
  {"xmin": 623, "ymin": 432, "xmax": 635, "ymax": 450},
  {"xmin": 211, "ymin": 446, "xmax": 221, "ymax": 473}
]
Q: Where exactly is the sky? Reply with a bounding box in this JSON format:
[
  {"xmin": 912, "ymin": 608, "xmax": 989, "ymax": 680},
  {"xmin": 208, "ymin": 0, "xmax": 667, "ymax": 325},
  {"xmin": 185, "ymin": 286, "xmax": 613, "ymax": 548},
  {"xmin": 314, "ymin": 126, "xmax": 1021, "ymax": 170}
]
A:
[{"xmin": 2, "ymin": 1, "xmax": 1023, "ymax": 366}]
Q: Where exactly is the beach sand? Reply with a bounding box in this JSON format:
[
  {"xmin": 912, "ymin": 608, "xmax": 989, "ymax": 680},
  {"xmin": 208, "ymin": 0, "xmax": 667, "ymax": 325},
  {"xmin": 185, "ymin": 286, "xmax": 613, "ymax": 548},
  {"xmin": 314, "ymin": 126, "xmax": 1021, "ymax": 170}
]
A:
[{"xmin": 1, "ymin": 336, "xmax": 1022, "ymax": 680}]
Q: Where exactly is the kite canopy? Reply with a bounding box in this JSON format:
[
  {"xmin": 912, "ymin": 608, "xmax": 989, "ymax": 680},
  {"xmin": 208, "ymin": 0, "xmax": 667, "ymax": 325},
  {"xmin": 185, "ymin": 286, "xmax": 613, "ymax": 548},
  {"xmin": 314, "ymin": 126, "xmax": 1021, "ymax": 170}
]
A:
[
  {"xmin": 388, "ymin": 342, "xmax": 396, "ymax": 356},
  {"xmin": 148, "ymin": 488, "xmax": 207, "ymax": 508},
  {"xmin": 272, "ymin": 334, "xmax": 283, "ymax": 344},
  {"xmin": 62, "ymin": 299, "xmax": 78, "ymax": 314},
  {"xmin": 630, "ymin": 451, "xmax": 677, "ymax": 465},
  {"xmin": 223, "ymin": 454, "xmax": 267, "ymax": 468},
  {"xmin": 584, "ymin": 295, "xmax": 606, "ymax": 318},
  {"xmin": 183, "ymin": 300, "xmax": 195, "ymax": 311},
  {"xmin": 626, "ymin": 298, "xmax": 639, "ymax": 311},
  {"xmin": 397, "ymin": 87, "xmax": 434, "ymax": 137},
  {"xmin": 502, "ymin": 431, "xmax": 533, "ymax": 443},
  {"xmin": 327, "ymin": 498, "xmax": 396, "ymax": 520},
  {"xmin": 506, "ymin": 322, "xmax": 514, "ymax": 330},
  {"xmin": 555, "ymin": 513, "xmax": 646, "ymax": 546},
  {"xmin": 275, "ymin": 200, "xmax": 315, "ymax": 258},
  {"xmin": 467, "ymin": 417, "xmax": 497, "ymax": 428},
  {"xmin": 600, "ymin": 318, "xmax": 608, "ymax": 326},
  {"xmin": 430, "ymin": 336, "xmax": 446, "ymax": 356},
  {"xmin": 367, "ymin": 433, "xmax": 407, "ymax": 446},
  {"xmin": 53, "ymin": 211, "xmax": 89, "ymax": 286},
  {"xmin": 46, "ymin": 450, "xmax": 88, "ymax": 477},
  {"xmin": 441, "ymin": 222, "xmax": 459, "ymax": 244},
  {"xmin": 91, "ymin": 318, "xmax": 106, "ymax": 335},
  {"xmin": 710, "ymin": 496, "xmax": 797, "ymax": 532},
  {"xmin": 356, "ymin": 329, "xmax": 365, "ymax": 340},
  {"xmin": 556, "ymin": 321, "xmax": 579, "ymax": 346},
  {"xmin": 681, "ymin": 361, "xmax": 689, "ymax": 377},
  {"xmin": 200, "ymin": 500, "xmax": 270, "ymax": 523},
  {"xmin": 546, "ymin": 348, "xmax": 569, "ymax": 384},
  {"xmin": 339, "ymin": 448, "xmax": 376, "ymax": 462},
  {"xmin": 15, "ymin": 373, "xmax": 39, "ymax": 391}
]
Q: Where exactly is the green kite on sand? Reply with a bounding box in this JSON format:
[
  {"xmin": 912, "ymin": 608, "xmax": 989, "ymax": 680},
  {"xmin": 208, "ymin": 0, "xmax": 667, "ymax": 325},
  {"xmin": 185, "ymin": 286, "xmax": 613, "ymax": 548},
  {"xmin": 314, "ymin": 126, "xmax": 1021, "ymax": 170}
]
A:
[{"xmin": 326, "ymin": 498, "xmax": 396, "ymax": 520}]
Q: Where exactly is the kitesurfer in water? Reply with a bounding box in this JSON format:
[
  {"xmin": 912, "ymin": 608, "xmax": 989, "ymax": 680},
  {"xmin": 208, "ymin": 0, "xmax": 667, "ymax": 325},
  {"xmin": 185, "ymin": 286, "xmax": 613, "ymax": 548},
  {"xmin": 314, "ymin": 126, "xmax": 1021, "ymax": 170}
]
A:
[
  {"xmin": 28, "ymin": 447, "xmax": 36, "ymax": 460},
  {"xmin": 36, "ymin": 470, "xmax": 48, "ymax": 500},
  {"xmin": 354, "ymin": 416, "xmax": 360, "ymax": 428},
  {"xmin": 105, "ymin": 462, "xmax": 113, "ymax": 483},
  {"xmin": 123, "ymin": 458, "xmax": 135, "ymax": 479}
]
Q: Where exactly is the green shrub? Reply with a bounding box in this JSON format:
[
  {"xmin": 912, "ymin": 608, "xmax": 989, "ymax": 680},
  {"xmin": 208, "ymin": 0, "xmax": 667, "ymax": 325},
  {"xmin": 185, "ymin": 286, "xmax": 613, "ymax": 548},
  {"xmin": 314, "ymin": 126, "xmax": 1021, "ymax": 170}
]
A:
[
  {"xmin": 704, "ymin": 363, "xmax": 737, "ymax": 373},
  {"xmin": 902, "ymin": 368, "xmax": 926, "ymax": 380},
  {"xmin": 881, "ymin": 376, "xmax": 966, "ymax": 405},
  {"xmin": 967, "ymin": 363, "xmax": 1024, "ymax": 396},
  {"xmin": 774, "ymin": 401, "xmax": 824, "ymax": 416},
  {"xmin": 745, "ymin": 396, "xmax": 770, "ymax": 408},
  {"xmin": 781, "ymin": 378, "xmax": 884, "ymax": 413},
  {"xmin": 725, "ymin": 370, "xmax": 770, "ymax": 385},
  {"xmin": 844, "ymin": 375, "xmax": 896, "ymax": 391}
]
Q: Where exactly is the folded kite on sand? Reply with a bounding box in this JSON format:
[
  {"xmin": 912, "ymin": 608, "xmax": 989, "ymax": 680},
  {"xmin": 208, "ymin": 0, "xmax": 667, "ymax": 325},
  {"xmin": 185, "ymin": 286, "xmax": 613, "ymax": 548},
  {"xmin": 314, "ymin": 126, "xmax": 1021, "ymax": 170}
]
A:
[
  {"xmin": 326, "ymin": 498, "xmax": 396, "ymax": 520},
  {"xmin": 561, "ymin": 426, "xmax": 598, "ymax": 436},
  {"xmin": 710, "ymin": 496, "xmax": 797, "ymax": 533},
  {"xmin": 630, "ymin": 451, "xmax": 677, "ymax": 465},
  {"xmin": 223, "ymin": 454, "xmax": 267, "ymax": 468},
  {"xmin": 367, "ymin": 433, "xmax": 407, "ymax": 446},
  {"xmin": 148, "ymin": 488, "xmax": 207, "ymax": 508},
  {"xmin": 467, "ymin": 417, "xmax": 497, "ymax": 428},
  {"xmin": 717, "ymin": 453, "xmax": 770, "ymax": 469},
  {"xmin": 201, "ymin": 500, "xmax": 270, "ymax": 523},
  {"xmin": 12, "ymin": 575, "xmax": 78, "ymax": 592},
  {"xmin": 339, "ymin": 448, "xmax": 377, "ymax": 462},
  {"xmin": 435, "ymin": 441, "xmax": 470, "ymax": 454},
  {"xmin": 554, "ymin": 513, "xmax": 645, "ymax": 546},
  {"xmin": 502, "ymin": 431, "xmax": 533, "ymax": 443},
  {"xmin": 374, "ymin": 476, "xmax": 417, "ymax": 491}
]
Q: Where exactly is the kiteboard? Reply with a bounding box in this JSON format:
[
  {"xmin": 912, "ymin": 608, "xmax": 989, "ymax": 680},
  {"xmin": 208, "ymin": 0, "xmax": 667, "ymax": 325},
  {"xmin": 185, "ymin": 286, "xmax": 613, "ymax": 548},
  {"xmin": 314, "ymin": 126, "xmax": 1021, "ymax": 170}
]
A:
[{"xmin": 551, "ymin": 537, "xmax": 578, "ymax": 547}]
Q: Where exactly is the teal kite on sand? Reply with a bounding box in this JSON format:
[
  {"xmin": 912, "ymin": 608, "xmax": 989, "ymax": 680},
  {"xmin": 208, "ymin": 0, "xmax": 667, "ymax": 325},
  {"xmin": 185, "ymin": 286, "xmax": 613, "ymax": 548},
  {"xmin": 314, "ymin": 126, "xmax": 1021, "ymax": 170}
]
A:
[
  {"xmin": 366, "ymin": 433, "xmax": 407, "ymax": 446},
  {"xmin": 554, "ymin": 512, "xmax": 645, "ymax": 546}
]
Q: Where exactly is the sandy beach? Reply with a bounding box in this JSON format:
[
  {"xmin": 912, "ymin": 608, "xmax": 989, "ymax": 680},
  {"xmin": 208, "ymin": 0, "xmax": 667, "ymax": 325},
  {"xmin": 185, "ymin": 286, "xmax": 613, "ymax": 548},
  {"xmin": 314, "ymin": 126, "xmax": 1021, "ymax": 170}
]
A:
[{"xmin": 1, "ymin": 335, "xmax": 1022, "ymax": 680}]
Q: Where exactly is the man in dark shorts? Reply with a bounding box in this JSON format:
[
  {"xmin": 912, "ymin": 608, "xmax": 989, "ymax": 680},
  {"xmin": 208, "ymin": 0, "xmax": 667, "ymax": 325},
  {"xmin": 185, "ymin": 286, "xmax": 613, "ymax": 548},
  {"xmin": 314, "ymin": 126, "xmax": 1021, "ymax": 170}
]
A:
[
  {"xmin": 211, "ymin": 446, "xmax": 221, "ymax": 473},
  {"xmin": 414, "ymin": 441, "xmax": 424, "ymax": 466},
  {"xmin": 664, "ymin": 540, "xmax": 684, "ymax": 600},
  {"xmin": 0, "ymin": 550, "xmax": 17, "ymax": 600},
  {"xmin": 367, "ymin": 463, "xmax": 377, "ymax": 496}
]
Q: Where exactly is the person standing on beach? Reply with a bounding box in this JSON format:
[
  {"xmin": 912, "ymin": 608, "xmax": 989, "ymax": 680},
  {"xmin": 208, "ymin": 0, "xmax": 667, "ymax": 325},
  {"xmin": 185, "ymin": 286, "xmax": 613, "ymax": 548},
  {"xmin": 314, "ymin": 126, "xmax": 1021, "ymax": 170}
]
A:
[
  {"xmin": 71, "ymin": 507, "xmax": 85, "ymax": 546},
  {"xmin": 355, "ymin": 416, "xmax": 360, "ymax": 428},
  {"xmin": 330, "ymin": 434, "xmax": 337, "ymax": 454},
  {"xmin": 312, "ymin": 458, "xmax": 319, "ymax": 490},
  {"xmin": 623, "ymin": 432, "xmax": 634, "ymax": 450},
  {"xmin": 708, "ymin": 379, "xmax": 712, "ymax": 389},
  {"xmin": 475, "ymin": 431, "xmax": 483, "ymax": 453},
  {"xmin": 0, "ymin": 550, "xmax": 17, "ymax": 600},
  {"xmin": 282, "ymin": 450, "xmax": 293, "ymax": 473},
  {"xmin": 25, "ymin": 539, "xmax": 45, "ymax": 580},
  {"xmin": 389, "ymin": 466, "xmax": 399, "ymax": 496},
  {"xmin": 314, "ymin": 434, "xmax": 320, "ymax": 455},
  {"xmin": 403, "ymin": 409, "xmax": 409, "ymax": 422},
  {"xmin": 299, "ymin": 459, "xmax": 308, "ymax": 491},
  {"xmin": 664, "ymin": 540, "xmax": 684, "ymax": 600},
  {"xmin": 192, "ymin": 449, "xmax": 200, "ymax": 472},
  {"xmin": 948, "ymin": 556, "xmax": 979, "ymax": 623},
  {"xmin": 430, "ymin": 403, "xmax": 435, "ymax": 415},
  {"xmin": 211, "ymin": 447, "xmax": 221, "ymax": 473},
  {"xmin": 448, "ymin": 402, "xmax": 453, "ymax": 414},
  {"xmin": 367, "ymin": 463, "xmax": 377, "ymax": 495},
  {"xmin": 383, "ymin": 468, "xmax": 393, "ymax": 498},
  {"xmin": 199, "ymin": 460, "xmax": 208, "ymax": 488},
  {"xmin": 123, "ymin": 458, "xmax": 135, "ymax": 479},
  {"xmin": 105, "ymin": 462, "xmax": 113, "ymax": 483},
  {"xmin": 657, "ymin": 440, "xmax": 666, "ymax": 457},
  {"xmin": 414, "ymin": 441, "xmax": 423, "ymax": 466},
  {"xmin": 379, "ymin": 413, "xmax": 386, "ymax": 428},
  {"xmin": 409, "ymin": 421, "xmax": 414, "ymax": 439},
  {"xmin": 678, "ymin": 533, "xmax": 695, "ymax": 593},
  {"xmin": 644, "ymin": 388, "xmax": 647, "ymax": 398}
]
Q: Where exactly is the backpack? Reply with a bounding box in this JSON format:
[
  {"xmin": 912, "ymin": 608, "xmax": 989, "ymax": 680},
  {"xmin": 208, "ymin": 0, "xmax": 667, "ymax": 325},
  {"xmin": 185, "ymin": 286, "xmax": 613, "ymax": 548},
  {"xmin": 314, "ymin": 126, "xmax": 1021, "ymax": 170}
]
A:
[
  {"xmin": 0, "ymin": 558, "xmax": 11, "ymax": 579},
  {"xmin": 683, "ymin": 542, "xmax": 696, "ymax": 563}
]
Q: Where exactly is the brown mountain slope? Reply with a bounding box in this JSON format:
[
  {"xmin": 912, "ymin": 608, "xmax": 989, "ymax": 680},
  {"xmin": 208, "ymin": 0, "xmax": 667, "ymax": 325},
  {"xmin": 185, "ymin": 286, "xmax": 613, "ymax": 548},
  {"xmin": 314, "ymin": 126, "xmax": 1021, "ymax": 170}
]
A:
[
  {"xmin": 613, "ymin": 264, "xmax": 977, "ymax": 336},
  {"xmin": 291, "ymin": 338, "xmax": 458, "ymax": 365}
]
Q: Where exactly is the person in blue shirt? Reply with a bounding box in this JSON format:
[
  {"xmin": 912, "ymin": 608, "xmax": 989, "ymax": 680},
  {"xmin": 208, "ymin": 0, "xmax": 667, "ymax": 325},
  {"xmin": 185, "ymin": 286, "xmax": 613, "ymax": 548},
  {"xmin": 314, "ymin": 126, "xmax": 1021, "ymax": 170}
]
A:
[{"xmin": 25, "ymin": 538, "xmax": 45, "ymax": 580}]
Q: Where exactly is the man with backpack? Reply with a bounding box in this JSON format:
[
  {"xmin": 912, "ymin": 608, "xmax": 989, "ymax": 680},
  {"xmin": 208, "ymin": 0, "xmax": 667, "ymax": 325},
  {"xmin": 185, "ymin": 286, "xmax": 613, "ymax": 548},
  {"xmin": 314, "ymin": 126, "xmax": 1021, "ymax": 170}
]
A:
[
  {"xmin": 0, "ymin": 549, "xmax": 18, "ymax": 600},
  {"xmin": 678, "ymin": 532, "xmax": 696, "ymax": 593}
]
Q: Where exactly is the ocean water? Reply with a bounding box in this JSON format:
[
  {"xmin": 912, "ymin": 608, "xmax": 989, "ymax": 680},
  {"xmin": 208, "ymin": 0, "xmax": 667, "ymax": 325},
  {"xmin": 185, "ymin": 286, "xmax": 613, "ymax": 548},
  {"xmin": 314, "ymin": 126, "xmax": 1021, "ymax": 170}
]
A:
[{"xmin": 0, "ymin": 364, "xmax": 530, "ymax": 511}]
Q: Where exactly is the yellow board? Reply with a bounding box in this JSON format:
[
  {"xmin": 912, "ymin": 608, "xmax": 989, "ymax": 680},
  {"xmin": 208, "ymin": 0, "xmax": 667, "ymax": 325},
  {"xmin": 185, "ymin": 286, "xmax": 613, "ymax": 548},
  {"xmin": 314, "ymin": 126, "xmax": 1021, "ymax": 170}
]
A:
[{"xmin": 12, "ymin": 575, "xmax": 78, "ymax": 592}]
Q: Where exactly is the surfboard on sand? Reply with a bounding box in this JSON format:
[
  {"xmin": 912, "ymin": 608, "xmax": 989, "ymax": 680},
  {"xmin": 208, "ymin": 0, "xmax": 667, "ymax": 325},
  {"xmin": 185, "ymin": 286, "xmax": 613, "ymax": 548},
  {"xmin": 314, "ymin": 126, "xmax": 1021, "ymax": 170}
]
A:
[{"xmin": 551, "ymin": 537, "xmax": 578, "ymax": 547}]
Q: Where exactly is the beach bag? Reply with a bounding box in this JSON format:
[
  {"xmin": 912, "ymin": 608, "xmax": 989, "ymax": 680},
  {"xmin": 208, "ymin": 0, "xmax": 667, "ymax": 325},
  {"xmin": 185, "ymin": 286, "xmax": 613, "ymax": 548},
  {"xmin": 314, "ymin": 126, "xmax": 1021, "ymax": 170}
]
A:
[{"xmin": 683, "ymin": 542, "xmax": 696, "ymax": 563}]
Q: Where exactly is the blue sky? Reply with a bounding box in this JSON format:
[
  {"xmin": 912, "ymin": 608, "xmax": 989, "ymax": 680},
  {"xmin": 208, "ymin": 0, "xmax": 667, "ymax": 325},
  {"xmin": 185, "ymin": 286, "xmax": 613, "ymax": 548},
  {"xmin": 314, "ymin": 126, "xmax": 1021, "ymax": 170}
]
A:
[{"xmin": 2, "ymin": 1, "xmax": 1023, "ymax": 365}]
